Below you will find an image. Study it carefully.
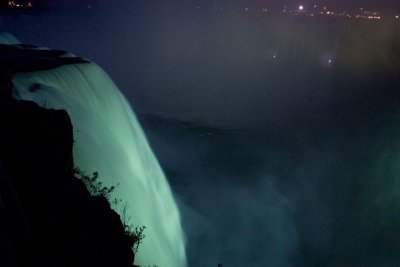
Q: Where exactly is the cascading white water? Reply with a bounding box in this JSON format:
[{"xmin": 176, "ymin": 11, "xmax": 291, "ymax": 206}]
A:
[
  {"xmin": 3, "ymin": 33, "xmax": 186, "ymax": 267},
  {"xmin": 0, "ymin": 32, "xmax": 21, "ymax": 44}
]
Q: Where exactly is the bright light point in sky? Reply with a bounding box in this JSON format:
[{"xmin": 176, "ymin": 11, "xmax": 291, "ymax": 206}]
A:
[
  {"xmin": 328, "ymin": 59, "xmax": 332, "ymax": 64},
  {"xmin": 396, "ymin": 15, "xmax": 399, "ymax": 19},
  {"xmin": 299, "ymin": 5, "xmax": 304, "ymax": 11}
]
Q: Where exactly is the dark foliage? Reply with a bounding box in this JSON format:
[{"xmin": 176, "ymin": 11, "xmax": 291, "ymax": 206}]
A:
[
  {"xmin": 121, "ymin": 203, "xmax": 146, "ymax": 254},
  {"xmin": 73, "ymin": 168, "xmax": 117, "ymax": 201},
  {"xmin": 74, "ymin": 167, "xmax": 147, "ymax": 255}
]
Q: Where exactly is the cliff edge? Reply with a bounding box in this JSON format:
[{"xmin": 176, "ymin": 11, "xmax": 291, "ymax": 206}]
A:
[{"xmin": 0, "ymin": 69, "xmax": 135, "ymax": 266}]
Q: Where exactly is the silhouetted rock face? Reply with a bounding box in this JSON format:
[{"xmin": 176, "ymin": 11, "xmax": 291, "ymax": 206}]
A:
[
  {"xmin": 0, "ymin": 97, "xmax": 134, "ymax": 267},
  {"xmin": 0, "ymin": 44, "xmax": 89, "ymax": 73}
]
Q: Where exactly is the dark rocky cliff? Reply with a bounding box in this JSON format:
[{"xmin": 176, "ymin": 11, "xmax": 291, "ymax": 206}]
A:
[{"xmin": 0, "ymin": 95, "xmax": 135, "ymax": 266}]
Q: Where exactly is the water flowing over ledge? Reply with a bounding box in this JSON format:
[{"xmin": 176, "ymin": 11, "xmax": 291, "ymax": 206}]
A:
[{"xmin": 1, "ymin": 32, "xmax": 187, "ymax": 267}]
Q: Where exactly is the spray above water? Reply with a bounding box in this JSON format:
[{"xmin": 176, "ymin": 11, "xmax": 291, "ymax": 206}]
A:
[{"xmin": 3, "ymin": 33, "xmax": 186, "ymax": 267}]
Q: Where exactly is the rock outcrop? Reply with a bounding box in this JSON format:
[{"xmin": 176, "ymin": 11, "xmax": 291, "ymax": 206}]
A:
[{"xmin": 0, "ymin": 93, "xmax": 135, "ymax": 266}]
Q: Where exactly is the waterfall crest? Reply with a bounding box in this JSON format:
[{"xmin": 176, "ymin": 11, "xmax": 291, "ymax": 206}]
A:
[
  {"xmin": 4, "ymin": 33, "xmax": 186, "ymax": 267},
  {"xmin": 0, "ymin": 32, "xmax": 20, "ymax": 44}
]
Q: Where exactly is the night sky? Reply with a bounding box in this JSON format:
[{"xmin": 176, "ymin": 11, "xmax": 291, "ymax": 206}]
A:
[
  {"xmin": 2, "ymin": 1, "xmax": 400, "ymax": 266},
  {"xmin": 22, "ymin": 0, "xmax": 400, "ymax": 12},
  {"xmin": 201, "ymin": 0, "xmax": 399, "ymax": 8}
]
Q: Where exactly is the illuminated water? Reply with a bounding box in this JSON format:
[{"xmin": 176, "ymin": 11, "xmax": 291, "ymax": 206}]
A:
[
  {"xmin": 0, "ymin": 32, "xmax": 20, "ymax": 44},
  {"xmin": 3, "ymin": 33, "xmax": 186, "ymax": 267}
]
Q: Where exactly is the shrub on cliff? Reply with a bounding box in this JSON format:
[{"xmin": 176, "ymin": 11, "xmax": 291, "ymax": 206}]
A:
[
  {"xmin": 73, "ymin": 167, "xmax": 117, "ymax": 202},
  {"xmin": 74, "ymin": 167, "xmax": 146, "ymax": 256}
]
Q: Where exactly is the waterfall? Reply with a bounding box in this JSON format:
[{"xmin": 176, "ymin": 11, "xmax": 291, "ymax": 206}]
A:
[
  {"xmin": 4, "ymin": 33, "xmax": 186, "ymax": 267},
  {"xmin": 0, "ymin": 32, "xmax": 21, "ymax": 45}
]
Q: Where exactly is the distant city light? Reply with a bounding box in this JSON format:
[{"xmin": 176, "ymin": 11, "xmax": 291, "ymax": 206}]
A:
[
  {"xmin": 7, "ymin": 0, "xmax": 33, "ymax": 8},
  {"xmin": 4, "ymin": 0, "xmax": 394, "ymax": 22}
]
